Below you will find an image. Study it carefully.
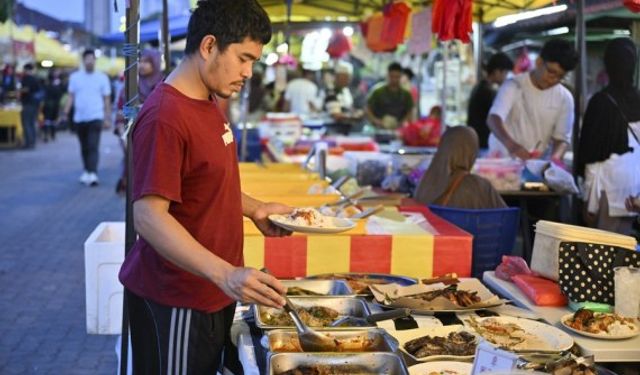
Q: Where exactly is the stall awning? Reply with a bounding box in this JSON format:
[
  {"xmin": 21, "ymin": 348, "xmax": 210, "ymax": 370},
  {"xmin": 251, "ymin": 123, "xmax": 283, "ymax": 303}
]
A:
[{"xmin": 101, "ymin": 0, "xmax": 561, "ymax": 44}]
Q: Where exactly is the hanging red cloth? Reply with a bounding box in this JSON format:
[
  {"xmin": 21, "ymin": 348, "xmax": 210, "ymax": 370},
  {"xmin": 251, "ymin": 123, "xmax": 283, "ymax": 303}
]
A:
[
  {"xmin": 431, "ymin": 0, "xmax": 472, "ymax": 43},
  {"xmin": 624, "ymin": 0, "xmax": 640, "ymax": 13},
  {"xmin": 327, "ymin": 30, "xmax": 352, "ymax": 58},
  {"xmin": 381, "ymin": 2, "xmax": 412, "ymax": 46},
  {"xmin": 366, "ymin": 12, "xmax": 396, "ymax": 52}
]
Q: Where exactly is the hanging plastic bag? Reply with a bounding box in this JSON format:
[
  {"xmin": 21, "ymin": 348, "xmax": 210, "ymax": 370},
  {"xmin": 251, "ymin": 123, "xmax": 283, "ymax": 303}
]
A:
[{"xmin": 544, "ymin": 162, "xmax": 579, "ymax": 194}]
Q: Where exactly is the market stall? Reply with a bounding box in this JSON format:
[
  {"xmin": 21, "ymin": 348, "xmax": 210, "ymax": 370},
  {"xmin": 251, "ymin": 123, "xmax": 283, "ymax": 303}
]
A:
[{"xmin": 0, "ymin": 105, "xmax": 22, "ymax": 148}]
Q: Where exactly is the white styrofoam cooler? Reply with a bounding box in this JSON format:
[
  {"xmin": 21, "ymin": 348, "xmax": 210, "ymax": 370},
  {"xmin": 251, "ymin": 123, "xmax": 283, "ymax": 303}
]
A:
[{"xmin": 84, "ymin": 221, "xmax": 125, "ymax": 334}]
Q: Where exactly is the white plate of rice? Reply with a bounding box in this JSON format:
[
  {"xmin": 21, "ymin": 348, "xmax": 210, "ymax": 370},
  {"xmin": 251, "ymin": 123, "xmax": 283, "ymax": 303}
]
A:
[
  {"xmin": 561, "ymin": 313, "xmax": 640, "ymax": 340},
  {"xmin": 269, "ymin": 208, "xmax": 356, "ymax": 234}
]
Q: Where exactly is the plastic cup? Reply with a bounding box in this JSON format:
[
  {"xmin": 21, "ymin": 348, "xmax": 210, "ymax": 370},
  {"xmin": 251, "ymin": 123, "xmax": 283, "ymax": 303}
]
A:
[{"xmin": 614, "ymin": 266, "xmax": 640, "ymax": 318}]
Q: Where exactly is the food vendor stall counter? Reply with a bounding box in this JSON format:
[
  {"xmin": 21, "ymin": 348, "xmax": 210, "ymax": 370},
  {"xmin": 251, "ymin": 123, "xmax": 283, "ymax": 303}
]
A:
[
  {"xmin": 0, "ymin": 107, "xmax": 23, "ymax": 148},
  {"xmin": 483, "ymin": 271, "xmax": 640, "ymax": 362},
  {"xmin": 243, "ymin": 206, "xmax": 473, "ymax": 280}
]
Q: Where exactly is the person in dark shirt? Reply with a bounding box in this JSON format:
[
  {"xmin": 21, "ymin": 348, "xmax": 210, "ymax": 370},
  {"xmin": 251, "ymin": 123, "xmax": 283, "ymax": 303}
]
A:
[
  {"xmin": 20, "ymin": 63, "xmax": 42, "ymax": 149},
  {"xmin": 42, "ymin": 70, "xmax": 65, "ymax": 142},
  {"xmin": 467, "ymin": 53, "xmax": 513, "ymax": 148},
  {"xmin": 366, "ymin": 62, "xmax": 414, "ymax": 130}
]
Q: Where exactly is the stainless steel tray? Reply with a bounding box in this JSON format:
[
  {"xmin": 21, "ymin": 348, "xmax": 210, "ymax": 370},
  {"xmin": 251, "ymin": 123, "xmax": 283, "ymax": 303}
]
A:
[
  {"xmin": 282, "ymin": 279, "xmax": 354, "ymax": 297},
  {"xmin": 254, "ymin": 297, "xmax": 372, "ymax": 330},
  {"xmin": 268, "ymin": 352, "xmax": 409, "ymax": 375},
  {"xmin": 265, "ymin": 328, "xmax": 399, "ymax": 353}
]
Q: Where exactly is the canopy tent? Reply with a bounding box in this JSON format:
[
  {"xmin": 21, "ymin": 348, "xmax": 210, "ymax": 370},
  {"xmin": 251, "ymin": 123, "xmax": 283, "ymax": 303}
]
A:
[
  {"xmin": 0, "ymin": 21, "xmax": 78, "ymax": 67},
  {"xmin": 102, "ymin": 0, "xmax": 560, "ymax": 44}
]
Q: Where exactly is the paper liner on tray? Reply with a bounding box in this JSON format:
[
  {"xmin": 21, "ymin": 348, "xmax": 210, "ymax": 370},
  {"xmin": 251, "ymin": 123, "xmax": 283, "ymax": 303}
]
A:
[{"xmin": 370, "ymin": 278, "xmax": 503, "ymax": 311}]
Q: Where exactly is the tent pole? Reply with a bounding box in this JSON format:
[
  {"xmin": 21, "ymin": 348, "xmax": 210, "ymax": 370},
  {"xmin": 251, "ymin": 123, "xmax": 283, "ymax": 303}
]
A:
[
  {"xmin": 475, "ymin": 10, "xmax": 484, "ymax": 85},
  {"xmin": 162, "ymin": 0, "xmax": 171, "ymax": 75},
  {"xmin": 121, "ymin": 0, "xmax": 140, "ymax": 373},
  {"xmin": 441, "ymin": 40, "xmax": 449, "ymax": 130},
  {"xmin": 572, "ymin": 0, "xmax": 586, "ymax": 174}
]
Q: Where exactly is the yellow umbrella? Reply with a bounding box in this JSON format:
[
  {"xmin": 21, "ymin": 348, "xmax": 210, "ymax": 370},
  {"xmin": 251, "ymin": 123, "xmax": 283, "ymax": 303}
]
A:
[
  {"xmin": 472, "ymin": 0, "xmax": 559, "ymax": 23},
  {"xmin": 96, "ymin": 56, "xmax": 125, "ymax": 77},
  {"xmin": 258, "ymin": 1, "xmax": 559, "ymax": 24}
]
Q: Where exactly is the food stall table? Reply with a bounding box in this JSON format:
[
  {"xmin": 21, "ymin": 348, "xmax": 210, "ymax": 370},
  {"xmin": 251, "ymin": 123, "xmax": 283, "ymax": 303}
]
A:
[
  {"xmin": 0, "ymin": 107, "xmax": 23, "ymax": 148},
  {"xmin": 483, "ymin": 271, "xmax": 640, "ymax": 362},
  {"xmin": 243, "ymin": 206, "xmax": 473, "ymax": 279}
]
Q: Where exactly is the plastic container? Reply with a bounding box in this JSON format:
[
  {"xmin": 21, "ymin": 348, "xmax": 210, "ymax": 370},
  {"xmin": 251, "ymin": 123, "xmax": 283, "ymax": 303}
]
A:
[
  {"xmin": 429, "ymin": 205, "xmax": 520, "ymax": 278},
  {"xmin": 472, "ymin": 158, "xmax": 524, "ymax": 191},
  {"xmin": 84, "ymin": 222, "xmax": 125, "ymax": 334}
]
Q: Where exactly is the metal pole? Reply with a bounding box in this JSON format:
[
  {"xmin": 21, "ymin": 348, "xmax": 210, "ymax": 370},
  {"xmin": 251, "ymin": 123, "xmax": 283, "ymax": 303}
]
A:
[
  {"xmin": 161, "ymin": 0, "xmax": 171, "ymax": 75},
  {"xmin": 475, "ymin": 10, "xmax": 484, "ymax": 85},
  {"xmin": 239, "ymin": 82, "xmax": 251, "ymax": 161},
  {"xmin": 572, "ymin": 0, "xmax": 586, "ymax": 173},
  {"xmin": 441, "ymin": 40, "xmax": 449, "ymax": 130},
  {"xmin": 121, "ymin": 0, "xmax": 140, "ymax": 373}
]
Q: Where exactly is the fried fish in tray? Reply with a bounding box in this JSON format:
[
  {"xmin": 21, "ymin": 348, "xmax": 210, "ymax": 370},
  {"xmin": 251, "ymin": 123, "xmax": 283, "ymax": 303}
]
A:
[
  {"xmin": 409, "ymin": 285, "xmax": 481, "ymax": 307},
  {"xmin": 404, "ymin": 331, "xmax": 477, "ymax": 358}
]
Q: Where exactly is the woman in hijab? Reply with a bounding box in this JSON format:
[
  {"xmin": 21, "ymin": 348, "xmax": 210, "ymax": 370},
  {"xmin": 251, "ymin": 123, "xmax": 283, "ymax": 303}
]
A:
[
  {"xmin": 115, "ymin": 48, "xmax": 164, "ymax": 194},
  {"xmin": 415, "ymin": 126, "xmax": 506, "ymax": 209},
  {"xmin": 138, "ymin": 48, "xmax": 164, "ymax": 103},
  {"xmin": 577, "ymin": 38, "xmax": 640, "ymax": 234}
]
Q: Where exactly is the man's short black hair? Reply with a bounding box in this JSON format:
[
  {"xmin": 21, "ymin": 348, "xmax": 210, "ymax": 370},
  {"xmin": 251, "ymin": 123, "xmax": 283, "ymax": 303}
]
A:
[
  {"xmin": 23, "ymin": 63, "xmax": 34, "ymax": 71},
  {"xmin": 388, "ymin": 62, "xmax": 403, "ymax": 73},
  {"xmin": 185, "ymin": 0, "xmax": 272, "ymax": 55},
  {"xmin": 402, "ymin": 67, "xmax": 415, "ymax": 80},
  {"xmin": 486, "ymin": 52, "xmax": 513, "ymax": 74},
  {"xmin": 83, "ymin": 49, "xmax": 95, "ymax": 59},
  {"xmin": 540, "ymin": 39, "xmax": 578, "ymax": 72}
]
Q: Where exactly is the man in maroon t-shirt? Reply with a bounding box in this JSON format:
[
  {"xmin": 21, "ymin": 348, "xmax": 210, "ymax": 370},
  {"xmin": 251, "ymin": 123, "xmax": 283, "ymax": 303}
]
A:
[{"xmin": 118, "ymin": 1, "xmax": 290, "ymax": 373}]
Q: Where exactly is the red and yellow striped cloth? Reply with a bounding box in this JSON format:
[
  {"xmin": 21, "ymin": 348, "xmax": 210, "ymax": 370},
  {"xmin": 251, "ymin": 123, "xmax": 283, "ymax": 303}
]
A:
[{"xmin": 243, "ymin": 206, "xmax": 472, "ymax": 279}]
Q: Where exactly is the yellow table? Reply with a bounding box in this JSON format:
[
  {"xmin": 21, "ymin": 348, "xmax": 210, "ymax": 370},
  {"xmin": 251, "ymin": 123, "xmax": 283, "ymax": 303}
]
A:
[{"xmin": 0, "ymin": 108, "xmax": 23, "ymax": 148}]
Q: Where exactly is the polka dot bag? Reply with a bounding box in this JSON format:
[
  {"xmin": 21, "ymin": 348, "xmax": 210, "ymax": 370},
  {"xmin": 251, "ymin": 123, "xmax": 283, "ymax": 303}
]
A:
[{"xmin": 558, "ymin": 242, "xmax": 640, "ymax": 304}]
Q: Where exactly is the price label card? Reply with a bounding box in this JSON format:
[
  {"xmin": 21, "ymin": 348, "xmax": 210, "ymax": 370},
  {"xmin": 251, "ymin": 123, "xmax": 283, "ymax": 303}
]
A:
[{"xmin": 471, "ymin": 341, "xmax": 519, "ymax": 375}]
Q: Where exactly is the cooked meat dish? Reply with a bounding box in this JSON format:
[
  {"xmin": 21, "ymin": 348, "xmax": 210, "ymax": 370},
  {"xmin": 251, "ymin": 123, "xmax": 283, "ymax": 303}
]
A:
[
  {"xmin": 312, "ymin": 274, "xmax": 391, "ymax": 294},
  {"xmin": 466, "ymin": 317, "xmax": 526, "ymax": 349},
  {"xmin": 277, "ymin": 365, "xmax": 376, "ymax": 375},
  {"xmin": 565, "ymin": 308, "xmax": 637, "ymax": 335},
  {"xmin": 404, "ymin": 331, "xmax": 477, "ymax": 358},
  {"xmin": 410, "ymin": 285, "xmax": 481, "ymax": 307},
  {"xmin": 263, "ymin": 306, "xmax": 340, "ymax": 327},
  {"xmin": 287, "ymin": 287, "xmax": 325, "ymax": 296}
]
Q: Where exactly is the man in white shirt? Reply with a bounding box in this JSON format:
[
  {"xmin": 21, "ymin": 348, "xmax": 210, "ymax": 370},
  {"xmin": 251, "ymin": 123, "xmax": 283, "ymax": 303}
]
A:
[
  {"xmin": 62, "ymin": 49, "xmax": 112, "ymax": 186},
  {"xmin": 283, "ymin": 68, "xmax": 319, "ymax": 115},
  {"xmin": 487, "ymin": 39, "xmax": 578, "ymax": 161}
]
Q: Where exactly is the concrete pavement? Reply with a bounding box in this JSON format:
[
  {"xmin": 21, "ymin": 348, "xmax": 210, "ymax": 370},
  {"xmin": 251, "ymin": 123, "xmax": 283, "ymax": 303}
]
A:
[{"xmin": 0, "ymin": 130, "xmax": 124, "ymax": 374}]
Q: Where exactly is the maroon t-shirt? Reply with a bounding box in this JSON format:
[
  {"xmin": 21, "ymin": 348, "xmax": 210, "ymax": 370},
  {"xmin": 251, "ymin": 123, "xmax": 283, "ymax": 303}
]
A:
[{"xmin": 119, "ymin": 83, "xmax": 243, "ymax": 313}]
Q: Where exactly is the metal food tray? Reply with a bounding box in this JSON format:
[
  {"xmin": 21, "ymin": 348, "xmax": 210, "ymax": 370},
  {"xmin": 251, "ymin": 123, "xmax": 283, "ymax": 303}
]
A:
[
  {"xmin": 265, "ymin": 328, "xmax": 399, "ymax": 353},
  {"xmin": 268, "ymin": 352, "xmax": 409, "ymax": 375},
  {"xmin": 254, "ymin": 297, "xmax": 372, "ymax": 330},
  {"xmin": 281, "ymin": 279, "xmax": 354, "ymax": 297}
]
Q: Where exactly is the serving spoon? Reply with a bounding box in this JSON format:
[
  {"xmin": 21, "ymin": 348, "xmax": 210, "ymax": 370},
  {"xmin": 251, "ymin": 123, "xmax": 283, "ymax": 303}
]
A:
[{"xmin": 262, "ymin": 269, "xmax": 337, "ymax": 352}]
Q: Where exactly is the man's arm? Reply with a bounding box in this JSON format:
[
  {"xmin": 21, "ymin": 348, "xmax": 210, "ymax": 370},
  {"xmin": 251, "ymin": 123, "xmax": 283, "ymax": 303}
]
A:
[
  {"xmin": 550, "ymin": 139, "xmax": 569, "ymax": 161},
  {"xmin": 365, "ymin": 106, "xmax": 383, "ymax": 127},
  {"xmin": 62, "ymin": 93, "xmax": 74, "ymax": 120},
  {"xmin": 242, "ymin": 192, "xmax": 292, "ymax": 237},
  {"xmin": 487, "ymin": 114, "xmax": 530, "ymax": 160},
  {"xmin": 134, "ymin": 195, "xmax": 286, "ymax": 307}
]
